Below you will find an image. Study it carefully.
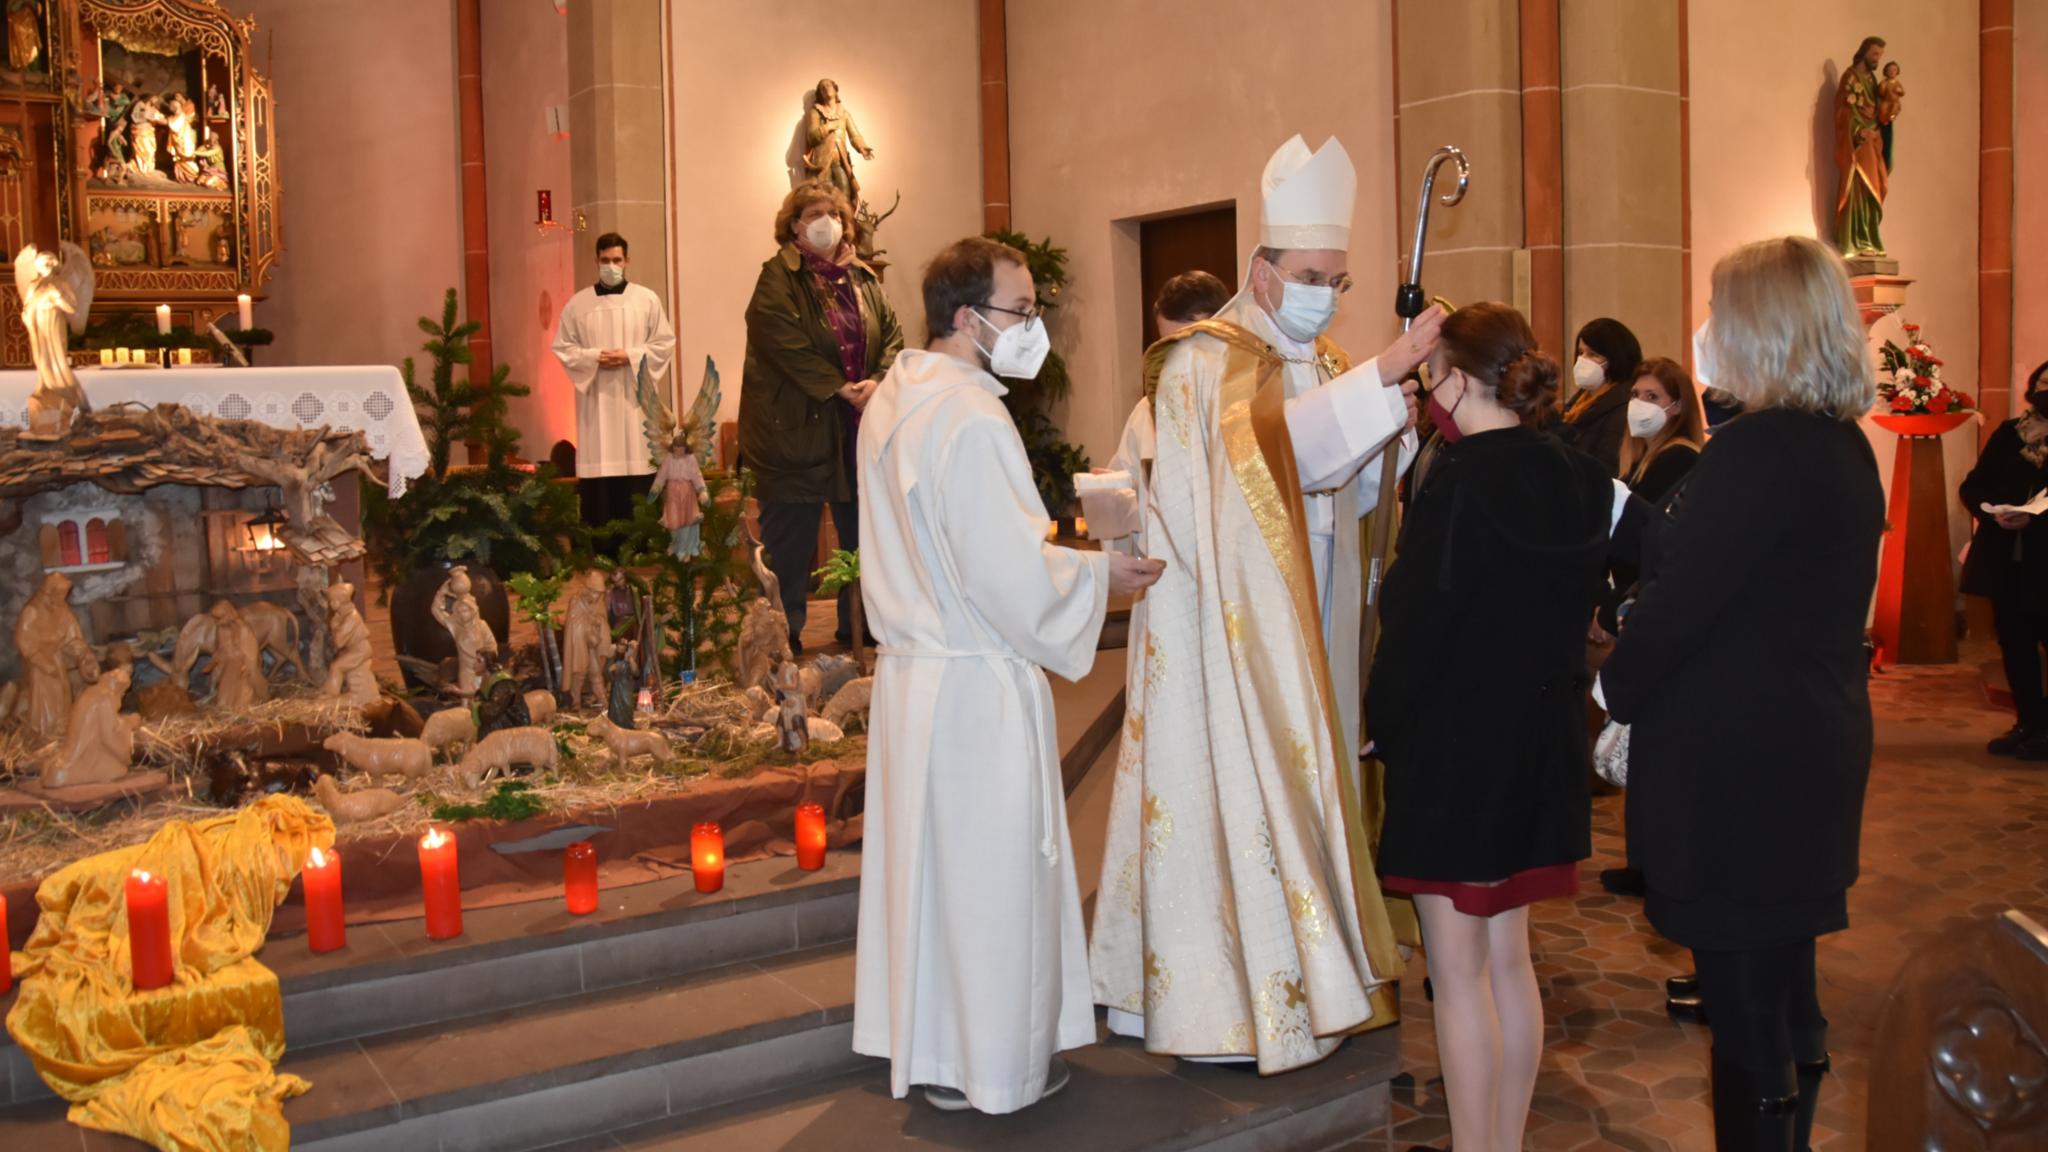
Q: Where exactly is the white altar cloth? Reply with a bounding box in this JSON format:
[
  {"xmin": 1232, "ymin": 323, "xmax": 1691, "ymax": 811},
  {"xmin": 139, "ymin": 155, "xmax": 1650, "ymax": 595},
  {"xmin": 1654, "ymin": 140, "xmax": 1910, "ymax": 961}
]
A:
[{"xmin": 0, "ymin": 365, "xmax": 428, "ymax": 496}]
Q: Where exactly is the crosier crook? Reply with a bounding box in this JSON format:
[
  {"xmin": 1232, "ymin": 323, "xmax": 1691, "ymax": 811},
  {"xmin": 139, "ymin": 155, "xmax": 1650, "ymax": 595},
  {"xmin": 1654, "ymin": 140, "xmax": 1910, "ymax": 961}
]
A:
[{"xmin": 1362, "ymin": 145, "xmax": 1468, "ymax": 697}]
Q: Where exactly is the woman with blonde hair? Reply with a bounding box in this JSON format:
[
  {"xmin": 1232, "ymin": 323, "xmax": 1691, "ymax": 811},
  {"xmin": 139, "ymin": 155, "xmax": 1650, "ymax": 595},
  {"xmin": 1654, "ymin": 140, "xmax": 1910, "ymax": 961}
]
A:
[{"xmin": 1600, "ymin": 236, "xmax": 1883, "ymax": 1152}]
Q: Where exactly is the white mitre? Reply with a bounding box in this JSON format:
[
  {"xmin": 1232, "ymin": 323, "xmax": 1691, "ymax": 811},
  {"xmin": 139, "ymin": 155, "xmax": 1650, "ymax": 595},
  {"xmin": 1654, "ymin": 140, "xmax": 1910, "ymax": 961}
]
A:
[{"xmin": 1260, "ymin": 134, "xmax": 1357, "ymax": 252}]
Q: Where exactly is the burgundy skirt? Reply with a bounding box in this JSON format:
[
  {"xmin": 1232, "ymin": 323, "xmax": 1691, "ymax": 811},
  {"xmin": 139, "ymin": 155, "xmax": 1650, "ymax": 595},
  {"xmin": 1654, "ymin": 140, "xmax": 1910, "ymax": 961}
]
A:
[{"xmin": 1381, "ymin": 862, "xmax": 1580, "ymax": 918}]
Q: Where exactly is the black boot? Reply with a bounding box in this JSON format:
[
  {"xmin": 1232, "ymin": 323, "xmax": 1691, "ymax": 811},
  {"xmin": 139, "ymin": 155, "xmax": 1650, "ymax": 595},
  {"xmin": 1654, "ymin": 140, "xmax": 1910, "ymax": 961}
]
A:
[
  {"xmin": 1711, "ymin": 1062, "xmax": 1798, "ymax": 1151},
  {"xmin": 1668, "ymin": 984, "xmax": 1709, "ymax": 1025},
  {"xmin": 1794, "ymin": 1055, "xmax": 1829, "ymax": 1150},
  {"xmin": 1988, "ymin": 723, "xmax": 2032, "ymax": 755},
  {"xmin": 1666, "ymin": 973, "xmax": 1699, "ymax": 998},
  {"xmin": 1600, "ymin": 866, "xmax": 1646, "ymax": 897}
]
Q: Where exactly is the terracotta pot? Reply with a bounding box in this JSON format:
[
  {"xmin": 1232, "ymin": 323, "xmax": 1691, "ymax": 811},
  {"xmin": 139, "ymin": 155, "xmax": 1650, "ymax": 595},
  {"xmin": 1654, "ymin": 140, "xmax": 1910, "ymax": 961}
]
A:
[
  {"xmin": 1870, "ymin": 411, "xmax": 1972, "ymax": 438},
  {"xmin": 389, "ymin": 560, "xmax": 511, "ymax": 690}
]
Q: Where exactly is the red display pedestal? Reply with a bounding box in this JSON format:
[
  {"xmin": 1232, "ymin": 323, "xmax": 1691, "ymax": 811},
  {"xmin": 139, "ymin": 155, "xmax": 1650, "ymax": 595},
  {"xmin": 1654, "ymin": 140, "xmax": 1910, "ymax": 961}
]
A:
[{"xmin": 1871, "ymin": 412, "xmax": 1972, "ymax": 665}]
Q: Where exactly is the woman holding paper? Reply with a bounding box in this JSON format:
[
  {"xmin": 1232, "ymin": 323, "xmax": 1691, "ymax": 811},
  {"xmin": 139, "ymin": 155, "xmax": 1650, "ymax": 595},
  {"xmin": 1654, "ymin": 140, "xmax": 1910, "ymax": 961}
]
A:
[{"xmin": 1959, "ymin": 359, "xmax": 2048, "ymax": 759}]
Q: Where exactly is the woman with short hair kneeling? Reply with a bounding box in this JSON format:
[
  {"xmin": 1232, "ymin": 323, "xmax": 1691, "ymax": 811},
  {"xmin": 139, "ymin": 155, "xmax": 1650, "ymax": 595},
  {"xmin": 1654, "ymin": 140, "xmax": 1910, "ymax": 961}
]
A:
[
  {"xmin": 1601, "ymin": 236, "xmax": 1883, "ymax": 1151},
  {"xmin": 1368, "ymin": 302, "xmax": 1620, "ymax": 1152}
]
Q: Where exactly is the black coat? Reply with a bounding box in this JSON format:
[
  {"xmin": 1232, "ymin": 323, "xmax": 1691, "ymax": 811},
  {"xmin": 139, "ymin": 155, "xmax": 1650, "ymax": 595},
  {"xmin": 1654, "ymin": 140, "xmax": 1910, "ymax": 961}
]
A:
[
  {"xmin": 1601, "ymin": 409, "xmax": 1883, "ymax": 946},
  {"xmin": 1367, "ymin": 426, "xmax": 1614, "ymax": 882},
  {"xmin": 1958, "ymin": 419, "xmax": 2048, "ymax": 608},
  {"xmin": 1558, "ymin": 383, "xmax": 1631, "ymax": 478}
]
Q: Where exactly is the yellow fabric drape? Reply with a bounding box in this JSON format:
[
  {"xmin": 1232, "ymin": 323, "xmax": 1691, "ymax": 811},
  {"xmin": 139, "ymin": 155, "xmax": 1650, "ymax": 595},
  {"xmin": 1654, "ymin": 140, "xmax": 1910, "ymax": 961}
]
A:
[{"xmin": 5, "ymin": 795, "xmax": 333, "ymax": 1151}]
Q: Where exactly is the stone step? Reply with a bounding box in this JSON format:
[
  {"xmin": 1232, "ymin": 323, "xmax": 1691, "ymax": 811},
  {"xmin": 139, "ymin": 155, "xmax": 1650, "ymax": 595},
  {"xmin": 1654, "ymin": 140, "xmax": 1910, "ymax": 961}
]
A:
[
  {"xmin": 554, "ymin": 1023, "xmax": 1400, "ymax": 1152},
  {"xmin": 0, "ymin": 856, "xmax": 859, "ymax": 1109}
]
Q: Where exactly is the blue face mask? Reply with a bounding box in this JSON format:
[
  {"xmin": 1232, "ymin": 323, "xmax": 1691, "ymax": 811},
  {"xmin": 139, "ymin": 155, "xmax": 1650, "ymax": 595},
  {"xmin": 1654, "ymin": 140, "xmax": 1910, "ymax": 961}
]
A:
[{"xmin": 1272, "ymin": 281, "xmax": 1338, "ymax": 342}]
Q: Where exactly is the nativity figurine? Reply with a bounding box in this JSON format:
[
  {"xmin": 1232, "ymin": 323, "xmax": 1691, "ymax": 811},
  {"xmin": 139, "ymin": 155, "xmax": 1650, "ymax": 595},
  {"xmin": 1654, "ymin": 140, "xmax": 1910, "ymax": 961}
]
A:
[
  {"xmin": 41, "ymin": 664, "xmax": 141, "ymax": 790},
  {"xmin": 650, "ymin": 431, "xmax": 708, "ymax": 559},
  {"xmin": 13, "ymin": 571, "xmax": 100, "ymax": 742},
  {"xmin": 607, "ymin": 639, "xmax": 639, "ymax": 729},
  {"xmin": 771, "ymin": 659, "xmax": 809, "ymax": 754},
  {"xmin": 432, "ymin": 567, "xmax": 500, "ymax": 696},
  {"xmin": 14, "ymin": 242, "xmax": 95, "ymax": 437},
  {"xmin": 476, "ymin": 652, "xmax": 533, "ymax": 739},
  {"xmin": 560, "ymin": 570, "xmax": 609, "ymax": 709},
  {"xmin": 322, "ymin": 582, "xmax": 380, "ymax": 703},
  {"xmin": 205, "ymin": 600, "xmax": 270, "ymax": 710}
]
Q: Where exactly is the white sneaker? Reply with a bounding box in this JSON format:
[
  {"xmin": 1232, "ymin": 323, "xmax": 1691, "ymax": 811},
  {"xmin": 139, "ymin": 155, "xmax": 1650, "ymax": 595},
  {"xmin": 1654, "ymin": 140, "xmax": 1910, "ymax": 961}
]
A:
[
  {"xmin": 922, "ymin": 1084, "xmax": 971, "ymax": 1111},
  {"xmin": 1039, "ymin": 1056, "xmax": 1071, "ymax": 1102}
]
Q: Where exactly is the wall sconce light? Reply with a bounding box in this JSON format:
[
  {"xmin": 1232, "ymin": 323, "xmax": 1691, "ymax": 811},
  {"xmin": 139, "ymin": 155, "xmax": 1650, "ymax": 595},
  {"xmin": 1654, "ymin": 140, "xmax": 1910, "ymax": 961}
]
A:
[{"xmin": 536, "ymin": 189, "xmax": 569, "ymax": 236}]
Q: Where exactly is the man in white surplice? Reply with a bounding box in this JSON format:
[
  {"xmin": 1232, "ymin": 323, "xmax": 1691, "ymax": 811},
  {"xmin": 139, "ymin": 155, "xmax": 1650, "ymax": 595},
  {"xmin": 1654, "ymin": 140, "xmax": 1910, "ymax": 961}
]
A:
[
  {"xmin": 853, "ymin": 237, "xmax": 1165, "ymax": 1114},
  {"xmin": 551, "ymin": 231, "xmax": 677, "ymax": 525},
  {"xmin": 1090, "ymin": 135, "xmax": 1445, "ymax": 1072}
]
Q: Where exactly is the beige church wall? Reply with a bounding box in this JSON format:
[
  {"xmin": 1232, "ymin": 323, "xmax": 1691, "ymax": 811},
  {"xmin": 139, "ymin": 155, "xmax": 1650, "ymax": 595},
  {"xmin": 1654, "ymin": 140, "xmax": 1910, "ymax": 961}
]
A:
[
  {"xmin": 479, "ymin": 0, "xmax": 577, "ymax": 460},
  {"xmin": 666, "ymin": 0, "xmax": 985, "ymax": 430},
  {"xmin": 1005, "ymin": 0, "xmax": 1400, "ymax": 465},
  {"xmin": 228, "ymin": 0, "xmax": 465, "ymax": 376},
  {"xmin": 1688, "ymin": 0, "xmax": 1981, "ymax": 559},
  {"xmin": 2017, "ymin": 1, "xmax": 2048, "ymax": 406}
]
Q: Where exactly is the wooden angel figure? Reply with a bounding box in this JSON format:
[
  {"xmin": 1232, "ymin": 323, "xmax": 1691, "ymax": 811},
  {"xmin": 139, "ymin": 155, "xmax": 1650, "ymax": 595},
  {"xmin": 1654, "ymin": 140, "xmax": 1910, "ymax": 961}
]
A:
[
  {"xmin": 638, "ymin": 355, "xmax": 720, "ymax": 560},
  {"xmin": 14, "ymin": 242, "xmax": 93, "ymax": 437},
  {"xmin": 322, "ymin": 582, "xmax": 379, "ymax": 703},
  {"xmin": 204, "ymin": 601, "xmax": 269, "ymax": 710},
  {"xmin": 12, "ymin": 571, "xmax": 100, "ymax": 742},
  {"xmin": 432, "ymin": 567, "xmax": 500, "ymax": 696},
  {"xmin": 42, "ymin": 664, "xmax": 142, "ymax": 789}
]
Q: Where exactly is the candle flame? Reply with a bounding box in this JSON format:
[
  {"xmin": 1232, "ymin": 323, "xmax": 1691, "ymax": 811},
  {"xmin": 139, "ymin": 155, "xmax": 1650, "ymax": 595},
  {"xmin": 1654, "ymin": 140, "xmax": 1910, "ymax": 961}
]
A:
[
  {"xmin": 422, "ymin": 827, "xmax": 449, "ymax": 850},
  {"xmin": 134, "ymin": 869, "xmax": 153, "ymax": 884},
  {"xmin": 309, "ymin": 846, "xmax": 328, "ymax": 867}
]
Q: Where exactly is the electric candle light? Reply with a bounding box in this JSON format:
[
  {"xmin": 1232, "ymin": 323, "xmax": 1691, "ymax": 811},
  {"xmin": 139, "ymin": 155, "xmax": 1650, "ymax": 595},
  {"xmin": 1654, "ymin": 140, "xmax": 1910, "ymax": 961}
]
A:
[
  {"xmin": 126, "ymin": 869, "xmax": 174, "ymax": 991},
  {"xmin": 303, "ymin": 846, "xmax": 346, "ymax": 953},
  {"xmin": 98, "ymin": 348, "xmax": 112, "ymax": 366},
  {"xmin": 637, "ymin": 688, "xmax": 654, "ymax": 713},
  {"xmin": 795, "ymin": 803, "xmax": 827, "ymax": 871},
  {"xmin": 115, "ymin": 347, "xmax": 129, "ymax": 364},
  {"xmin": 418, "ymin": 826, "xmax": 462, "ymax": 940},
  {"xmin": 237, "ymin": 294, "xmax": 253, "ymax": 329},
  {"xmin": 155, "ymin": 305, "xmax": 171, "ymax": 335},
  {"xmin": 177, "ymin": 347, "xmax": 192, "ymax": 366},
  {"xmin": 691, "ymin": 823, "xmax": 725, "ymax": 893},
  {"xmin": 564, "ymin": 840, "xmax": 598, "ymax": 915}
]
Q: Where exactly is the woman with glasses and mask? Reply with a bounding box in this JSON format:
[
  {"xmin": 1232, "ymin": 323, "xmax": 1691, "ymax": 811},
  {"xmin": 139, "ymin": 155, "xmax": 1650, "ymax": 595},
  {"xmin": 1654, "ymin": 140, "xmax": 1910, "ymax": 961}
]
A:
[
  {"xmin": 1960, "ymin": 359, "xmax": 2048, "ymax": 760},
  {"xmin": 1558, "ymin": 317, "xmax": 1645, "ymax": 477},
  {"xmin": 1368, "ymin": 302, "xmax": 1621, "ymax": 1152},
  {"xmin": 739, "ymin": 182, "xmax": 903, "ymax": 655},
  {"xmin": 1601, "ymin": 237, "xmax": 1882, "ymax": 1151}
]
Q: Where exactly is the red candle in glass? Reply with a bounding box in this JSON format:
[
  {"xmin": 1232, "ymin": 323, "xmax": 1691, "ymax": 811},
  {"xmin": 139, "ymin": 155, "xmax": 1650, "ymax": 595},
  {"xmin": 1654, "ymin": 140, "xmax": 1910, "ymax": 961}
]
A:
[
  {"xmin": 795, "ymin": 804, "xmax": 827, "ymax": 871},
  {"xmin": 125, "ymin": 869, "xmax": 174, "ymax": 991},
  {"xmin": 564, "ymin": 840, "xmax": 598, "ymax": 915},
  {"xmin": 418, "ymin": 827, "xmax": 463, "ymax": 940},
  {"xmin": 1, "ymin": 890, "xmax": 11, "ymax": 997},
  {"xmin": 691, "ymin": 823, "xmax": 725, "ymax": 893},
  {"xmin": 303, "ymin": 846, "xmax": 347, "ymax": 954}
]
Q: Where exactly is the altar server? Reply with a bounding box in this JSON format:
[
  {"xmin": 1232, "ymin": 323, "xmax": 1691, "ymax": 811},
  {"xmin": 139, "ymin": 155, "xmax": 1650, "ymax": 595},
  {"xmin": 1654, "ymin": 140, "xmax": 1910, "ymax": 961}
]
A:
[
  {"xmin": 553, "ymin": 231, "xmax": 677, "ymax": 526},
  {"xmin": 851, "ymin": 236, "xmax": 1164, "ymax": 1114},
  {"xmin": 1090, "ymin": 134, "xmax": 1441, "ymax": 1072}
]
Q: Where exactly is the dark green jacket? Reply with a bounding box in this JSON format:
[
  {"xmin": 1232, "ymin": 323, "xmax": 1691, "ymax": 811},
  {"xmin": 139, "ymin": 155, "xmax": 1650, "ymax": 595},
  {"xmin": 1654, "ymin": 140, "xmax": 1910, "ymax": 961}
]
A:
[{"xmin": 739, "ymin": 244, "xmax": 903, "ymax": 503}]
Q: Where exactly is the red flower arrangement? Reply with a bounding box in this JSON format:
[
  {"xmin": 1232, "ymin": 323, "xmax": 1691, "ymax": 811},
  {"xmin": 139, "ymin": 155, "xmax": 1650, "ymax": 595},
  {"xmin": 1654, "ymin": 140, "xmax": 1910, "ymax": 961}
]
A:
[{"xmin": 1878, "ymin": 323, "xmax": 1973, "ymax": 417}]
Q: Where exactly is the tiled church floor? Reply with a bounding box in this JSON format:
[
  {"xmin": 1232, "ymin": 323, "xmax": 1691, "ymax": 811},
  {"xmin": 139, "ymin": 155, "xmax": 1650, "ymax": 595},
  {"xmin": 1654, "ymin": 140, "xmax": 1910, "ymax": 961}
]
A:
[{"xmin": 1340, "ymin": 659, "xmax": 2048, "ymax": 1152}]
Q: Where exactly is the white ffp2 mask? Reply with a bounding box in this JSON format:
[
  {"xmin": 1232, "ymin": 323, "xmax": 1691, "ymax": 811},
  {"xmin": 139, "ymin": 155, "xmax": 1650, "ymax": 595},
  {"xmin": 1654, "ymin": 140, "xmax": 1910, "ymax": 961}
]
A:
[
  {"xmin": 1572, "ymin": 355, "xmax": 1606, "ymax": 394},
  {"xmin": 1626, "ymin": 398, "xmax": 1673, "ymax": 439},
  {"xmin": 597, "ymin": 264, "xmax": 624, "ymax": 287},
  {"xmin": 803, "ymin": 215, "xmax": 844, "ymax": 254},
  {"xmin": 971, "ymin": 309, "xmax": 1051, "ymax": 379}
]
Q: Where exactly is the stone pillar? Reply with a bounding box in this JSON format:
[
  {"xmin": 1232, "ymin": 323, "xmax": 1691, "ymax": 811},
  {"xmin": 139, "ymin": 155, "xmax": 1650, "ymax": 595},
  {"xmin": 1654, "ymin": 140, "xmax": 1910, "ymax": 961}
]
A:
[
  {"xmin": 978, "ymin": 0, "xmax": 1011, "ymax": 233},
  {"xmin": 1559, "ymin": 0, "xmax": 1685, "ymax": 362},
  {"xmin": 456, "ymin": 0, "xmax": 493, "ymax": 387},
  {"xmin": 1980, "ymin": 0, "xmax": 2015, "ymax": 434},
  {"xmin": 567, "ymin": 0, "xmax": 670, "ymax": 314},
  {"xmin": 1393, "ymin": 0, "xmax": 1524, "ymax": 318},
  {"xmin": 1519, "ymin": 0, "xmax": 1565, "ymax": 357}
]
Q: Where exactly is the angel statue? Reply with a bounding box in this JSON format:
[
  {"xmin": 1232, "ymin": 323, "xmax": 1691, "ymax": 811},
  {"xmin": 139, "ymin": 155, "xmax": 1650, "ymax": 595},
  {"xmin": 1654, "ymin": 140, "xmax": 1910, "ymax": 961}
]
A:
[
  {"xmin": 15, "ymin": 241, "xmax": 94, "ymax": 437},
  {"xmin": 641, "ymin": 355, "xmax": 720, "ymax": 560}
]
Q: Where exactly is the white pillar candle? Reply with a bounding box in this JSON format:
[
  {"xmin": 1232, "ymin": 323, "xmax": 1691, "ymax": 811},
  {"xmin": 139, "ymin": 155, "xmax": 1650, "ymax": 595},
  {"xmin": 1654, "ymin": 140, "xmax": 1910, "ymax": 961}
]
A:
[
  {"xmin": 177, "ymin": 347, "xmax": 192, "ymax": 366},
  {"xmin": 237, "ymin": 294, "xmax": 253, "ymax": 329},
  {"xmin": 99, "ymin": 348, "xmax": 112, "ymax": 366},
  {"xmin": 155, "ymin": 305, "xmax": 172, "ymax": 335},
  {"xmin": 115, "ymin": 347, "xmax": 129, "ymax": 364}
]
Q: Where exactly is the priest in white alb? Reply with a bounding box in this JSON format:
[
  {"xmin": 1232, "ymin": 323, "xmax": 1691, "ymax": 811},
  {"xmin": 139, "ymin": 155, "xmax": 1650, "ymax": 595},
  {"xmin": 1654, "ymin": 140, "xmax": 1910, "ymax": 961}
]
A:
[
  {"xmin": 1090, "ymin": 135, "xmax": 1445, "ymax": 1072},
  {"xmin": 551, "ymin": 230, "xmax": 677, "ymax": 525},
  {"xmin": 853, "ymin": 236, "xmax": 1165, "ymax": 1113}
]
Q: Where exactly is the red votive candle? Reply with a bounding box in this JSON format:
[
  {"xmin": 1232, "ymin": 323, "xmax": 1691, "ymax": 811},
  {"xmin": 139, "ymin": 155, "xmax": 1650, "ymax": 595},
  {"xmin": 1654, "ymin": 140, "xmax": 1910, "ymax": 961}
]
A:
[
  {"xmin": 691, "ymin": 823, "xmax": 725, "ymax": 893},
  {"xmin": 2, "ymin": 890, "xmax": 11, "ymax": 996},
  {"xmin": 564, "ymin": 840, "xmax": 598, "ymax": 915},
  {"xmin": 304, "ymin": 846, "xmax": 347, "ymax": 954},
  {"xmin": 795, "ymin": 804, "xmax": 827, "ymax": 871},
  {"xmin": 126, "ymin": 869, "xmax": 174, "ymax": 991},
  {"xmin": 419, "ymin": 827, "xmax": 463, "ymax": 940}
]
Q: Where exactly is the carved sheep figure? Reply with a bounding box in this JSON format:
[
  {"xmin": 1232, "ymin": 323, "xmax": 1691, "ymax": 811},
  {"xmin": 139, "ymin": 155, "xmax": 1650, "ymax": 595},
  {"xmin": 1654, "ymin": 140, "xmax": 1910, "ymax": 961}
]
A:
[
  {"xmin": 587, "ymin": 714, "xmax": 671, "ymax": 767},
  {"xmin": 821, "ymin": 677, "xmax": 873, "ymax": 730},
  {"xmin": 313, "ymin": 773, "xmax": 407, "ymax": 824},
  {"xmin": 419, "ymin": 707, "xmax": 478, "ymax": 759},
  {"xmin": 457, "ymin": 726, "xmax": 558, "ymax": 788},
  {"xmin": 523, "ymin": 690, "xmax": 558, "ymax": 726},
  {"xmin": 321, "ymin": 732, "xmax": 436, "ymax": 785}
]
